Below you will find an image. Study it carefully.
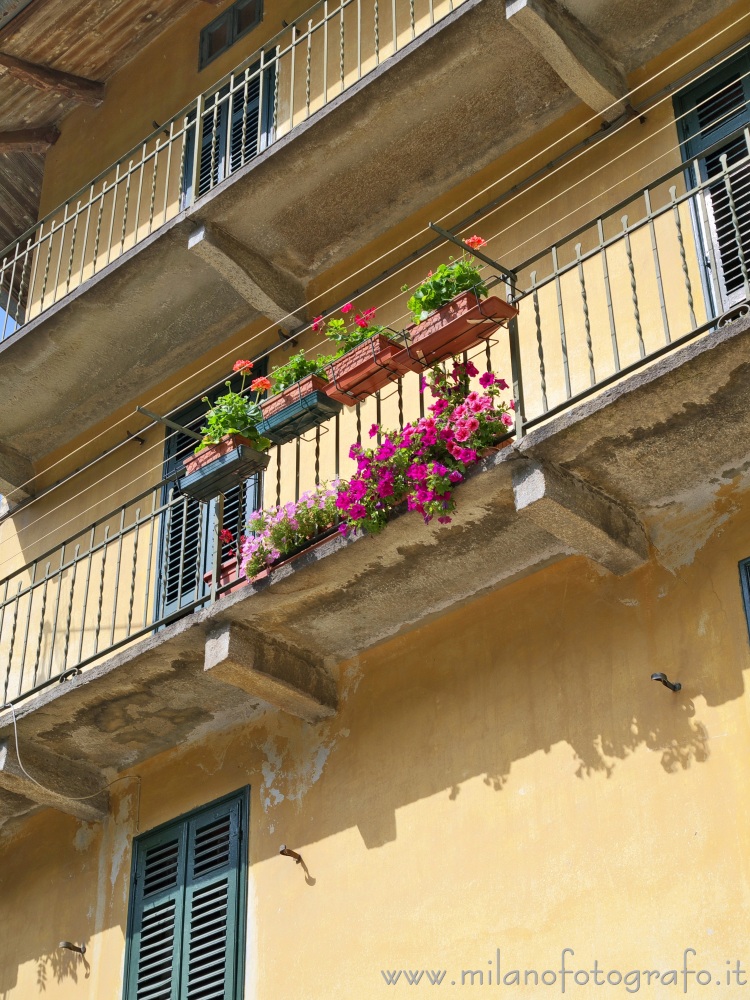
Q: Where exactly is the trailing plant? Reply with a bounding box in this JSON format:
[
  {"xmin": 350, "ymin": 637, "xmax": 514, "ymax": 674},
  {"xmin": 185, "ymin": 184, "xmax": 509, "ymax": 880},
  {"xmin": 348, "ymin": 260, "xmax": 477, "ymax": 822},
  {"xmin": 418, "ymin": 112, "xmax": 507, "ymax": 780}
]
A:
[
  {"xmin": 312, "ymin": 303, "xmax": 393, "ymax": 356},
  {"xmin": 196, "ymin": 360, "xmax": 272, "ymax": 454},
  {"xmin": 240, "ymin": 484, "xmax": 340, "ymax": 579},
  {"xmin": 404, "ymin": 235, "xmax": 489, "ymax": 325},
  {"xmin": 335, "ymin": 360, "xmax": 513, "ymax": 534},
  {"xmin": 269, "ymin": 350, "xmax": 332, "ymax": 394}
]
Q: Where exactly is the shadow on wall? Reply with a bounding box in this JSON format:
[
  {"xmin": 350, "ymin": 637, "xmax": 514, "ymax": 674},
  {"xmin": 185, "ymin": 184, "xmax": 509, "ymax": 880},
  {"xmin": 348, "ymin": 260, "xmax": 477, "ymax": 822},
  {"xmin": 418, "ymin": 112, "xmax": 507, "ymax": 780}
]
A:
[
  {"xmin": 36, "ymin": 947, "xmax": 90, "ymax": 991},
  {"xmin": 249, "ymin": 544, "xmax": 744, "ymax": 853}
]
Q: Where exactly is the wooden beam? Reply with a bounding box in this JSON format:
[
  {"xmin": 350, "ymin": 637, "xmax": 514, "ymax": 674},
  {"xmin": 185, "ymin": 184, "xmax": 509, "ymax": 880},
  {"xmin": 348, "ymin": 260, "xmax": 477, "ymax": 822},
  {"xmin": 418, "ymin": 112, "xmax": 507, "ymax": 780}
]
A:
[
  {"xmin": 0, "ymin": 51, "xmax": 105, "ymax": 106},
  {"xmin": 0, "ymin": 126, "xmax": 59, "ymax": 153}
]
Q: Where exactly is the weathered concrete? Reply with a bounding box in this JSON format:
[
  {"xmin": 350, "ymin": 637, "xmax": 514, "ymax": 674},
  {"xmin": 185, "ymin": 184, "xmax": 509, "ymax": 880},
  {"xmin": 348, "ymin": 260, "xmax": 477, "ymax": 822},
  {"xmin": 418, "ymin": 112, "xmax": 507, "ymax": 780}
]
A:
[
  {"xmin": 0, "ymin": 737, "xmax": 108, "ymax": 821},
  {"xmin": 0, "ymin": 441, "xmax": 34, "ymax": 501},
  {"xmin": 204, "ymin": 622, "xmax": 337, "ymax": 723},
  {"xmin": 512, "ymin": 458, "xmax": 648, "ymax": 574},
  {"xmin": 0, "ymin": 275, "xmax": 748, "ymax": 828},
  {"xmin": 506, "ymin": 0, "xmax": 628, "ymax": 121},
  {"xmin": 187, "ymin": 225, "xmax": 306, "ymax": 331},
  {"xmin": 0, "ymin": 0, "xmax": 736, "ymax": 466}
]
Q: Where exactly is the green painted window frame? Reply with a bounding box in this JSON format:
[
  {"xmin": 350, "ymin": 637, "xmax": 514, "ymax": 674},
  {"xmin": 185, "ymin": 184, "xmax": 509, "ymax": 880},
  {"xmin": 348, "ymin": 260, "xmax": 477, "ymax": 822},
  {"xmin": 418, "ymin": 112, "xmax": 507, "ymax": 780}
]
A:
[
  {"xmin": 122, "ymin": 787, "xmax": 249, "ymax": 1000},
  {"xmin": 199, "ymin": 0, "xmax": 264, "ymax": 70}
]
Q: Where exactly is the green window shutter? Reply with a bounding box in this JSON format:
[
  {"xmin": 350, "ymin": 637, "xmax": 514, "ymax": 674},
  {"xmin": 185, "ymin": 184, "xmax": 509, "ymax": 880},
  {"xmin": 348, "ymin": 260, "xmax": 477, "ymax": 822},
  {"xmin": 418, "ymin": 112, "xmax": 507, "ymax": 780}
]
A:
[
  {"xmin": 675, "ymin": 52, "xmax": 750, "ymax": 309},
  {"xmin": 124, "ymin": 791, "xmax": 248, "ymax": 1000}
]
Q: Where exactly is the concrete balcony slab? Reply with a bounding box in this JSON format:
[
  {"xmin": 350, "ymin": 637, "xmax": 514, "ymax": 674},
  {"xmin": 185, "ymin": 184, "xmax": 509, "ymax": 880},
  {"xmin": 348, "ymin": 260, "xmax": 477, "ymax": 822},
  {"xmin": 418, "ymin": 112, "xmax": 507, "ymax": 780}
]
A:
[{"xmin": 0, "ymin": 307, "xmax": 748, "ymax": 828}]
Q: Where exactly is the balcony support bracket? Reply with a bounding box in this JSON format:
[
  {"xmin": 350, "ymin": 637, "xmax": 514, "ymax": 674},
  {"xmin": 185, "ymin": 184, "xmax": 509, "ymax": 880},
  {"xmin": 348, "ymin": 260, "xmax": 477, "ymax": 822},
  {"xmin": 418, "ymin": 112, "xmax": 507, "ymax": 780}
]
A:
[
  {"xmin": 505, "ymin": 0, "xmax": 629, "ymax": 123},
  {"xmin": 512, "ymin": 458, "xmax": 648, "ymax": 575},
  {"xmin": 204, "ymin": 622, "xmax": 337, "ymax": 723},
  {"xmin": 0, "ymin": 442, "xmax": 35, "ymax": 505},
  {"xmin": 0, "ymin": 738, "xmax": 108, "ymax": 822},
  {"xmin": 188, "ymin": 225, "xmax": 306, "ymax": 331}
]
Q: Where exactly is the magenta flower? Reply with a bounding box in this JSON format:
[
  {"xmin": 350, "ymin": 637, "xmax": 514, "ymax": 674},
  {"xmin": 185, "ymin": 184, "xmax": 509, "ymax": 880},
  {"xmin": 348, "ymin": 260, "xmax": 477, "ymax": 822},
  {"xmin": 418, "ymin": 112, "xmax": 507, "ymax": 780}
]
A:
[
  {"xmin": 501, "ymin": 412, "xmax": 514, "ymax": 427},
  {"xmin": 449, "ymin": 470, "xmax": 463, "ymax": 483},
  {"xmin": 375, "ymin": 439, "xmax": 397, "ymax": 461},
  {"xmin": 348, "ymin": 479, "xmax": 368, "ymax": 501},
  {"xmin": 348, "ymin": 503, "xmax": 368, "ymax": 520},
  {"xmin": 454, "ymin": 424, "xmax": 471, "ymax": 442},
  {"xmin": 369, "ymin": 423, "xmax": 379, "ymax": 438},
  {"xmin": 479, "ymin": 371, "xmax": 496, "ymax": 388},
  {"xmin": 408, "ymin": 463, "xmax": 428, "ymax": 481},
  {"xmin": 465, "ymin": 416, "xmax": 480, "ymax": 433},
  {"xmin": 340, "ymin": 302, "xmax": 353, "ymax": 314}
]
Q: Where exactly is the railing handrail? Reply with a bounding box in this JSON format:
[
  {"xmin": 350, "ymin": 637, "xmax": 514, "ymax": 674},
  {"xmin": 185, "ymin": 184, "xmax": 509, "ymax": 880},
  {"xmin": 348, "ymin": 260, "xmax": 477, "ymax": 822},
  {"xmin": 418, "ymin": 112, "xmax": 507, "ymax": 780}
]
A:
[
  {"xmin": 0, "ymin": 0, "xmax": 392, "ymax": 261},
  {"xmin": 513, "ymin": 120, "xmax": 750, "ymax": 280}
]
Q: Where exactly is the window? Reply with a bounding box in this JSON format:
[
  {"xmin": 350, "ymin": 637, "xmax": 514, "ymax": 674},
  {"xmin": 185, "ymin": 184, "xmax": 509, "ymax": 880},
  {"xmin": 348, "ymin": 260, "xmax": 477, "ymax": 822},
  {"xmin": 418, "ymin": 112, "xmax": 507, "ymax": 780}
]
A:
[
  {"xmin": 200, "ymin": 0, "xmax": 263, "ymax": 69},
  {"xmin": 740, "ymin": 558, "xmax": 750, "ymax": 643},
  {"xmin": 157, "ymin": 366, "xmax": 266, "ymax": 621},
  {"xmin": 123, "ymin": 789, "xmax": 249, "ymax": 1000},
  {"xmin": 674, "ymin": 51, "xmax": 750, "ymax": 311},
  {"xmin": 182, "ymin": 60, "xmax": 276, "ymax": 205}
]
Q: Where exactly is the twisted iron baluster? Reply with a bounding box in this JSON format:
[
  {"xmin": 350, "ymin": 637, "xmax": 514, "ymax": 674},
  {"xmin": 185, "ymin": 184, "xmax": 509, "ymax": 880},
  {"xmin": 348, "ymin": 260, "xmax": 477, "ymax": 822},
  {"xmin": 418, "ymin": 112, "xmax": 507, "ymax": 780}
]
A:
[
  {"xmin": 622, "ymin": 215, "xmax": 644, "ymax": 358},
  {"xmin": 669, "ymin": 185, "xmax": 696, "ymax": 331}
]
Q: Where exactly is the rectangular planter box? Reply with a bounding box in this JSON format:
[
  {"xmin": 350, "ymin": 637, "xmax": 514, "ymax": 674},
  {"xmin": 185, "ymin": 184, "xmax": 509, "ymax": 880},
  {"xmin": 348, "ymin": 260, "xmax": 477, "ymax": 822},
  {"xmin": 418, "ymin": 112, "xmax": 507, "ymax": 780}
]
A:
[
  {"xmin": 258, "ymin": 375, "xmax": 343, "ymax": 445},
  {"xmin": 203, "ymin": 555, "xmax": 247, "ymax": 596},
  {"xmin": 393, "ymin": 292, "xmax": 519, "ymax": 369},
  {"xmin": 323, "ymin": 334, "xmax": 422, "ymax": 406},
  {"xmin": 180, "ymin": 434, "xmax": 271, "ymax": 501}
]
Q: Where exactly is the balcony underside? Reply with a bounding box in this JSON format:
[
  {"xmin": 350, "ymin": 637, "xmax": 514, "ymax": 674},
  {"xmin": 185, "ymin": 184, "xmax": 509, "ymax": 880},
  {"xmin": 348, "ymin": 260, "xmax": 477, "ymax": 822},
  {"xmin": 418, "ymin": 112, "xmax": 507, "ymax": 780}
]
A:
[
  {"xmin": 0, "ymin": 306, "xmax": 748, "ymax": 831},
  {"xmin": 0, "ymin": 0, "xmax": 737, "ymax": 480}
]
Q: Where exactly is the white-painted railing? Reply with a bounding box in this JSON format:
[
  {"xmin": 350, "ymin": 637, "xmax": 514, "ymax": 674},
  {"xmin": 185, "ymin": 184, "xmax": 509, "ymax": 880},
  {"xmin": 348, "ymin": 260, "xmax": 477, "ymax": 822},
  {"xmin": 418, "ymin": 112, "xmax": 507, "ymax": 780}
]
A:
[{"xmin": 0, "ymin": 0, "xmax": 463, "ymax": 341}]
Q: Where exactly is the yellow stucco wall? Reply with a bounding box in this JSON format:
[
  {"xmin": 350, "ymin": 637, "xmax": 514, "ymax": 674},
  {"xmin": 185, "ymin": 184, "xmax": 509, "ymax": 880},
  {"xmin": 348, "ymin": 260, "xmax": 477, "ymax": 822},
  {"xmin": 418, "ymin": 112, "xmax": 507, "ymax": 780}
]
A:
[{"xmin": 1, "ymin": 476, "xmax": 750, "ymax": 997}]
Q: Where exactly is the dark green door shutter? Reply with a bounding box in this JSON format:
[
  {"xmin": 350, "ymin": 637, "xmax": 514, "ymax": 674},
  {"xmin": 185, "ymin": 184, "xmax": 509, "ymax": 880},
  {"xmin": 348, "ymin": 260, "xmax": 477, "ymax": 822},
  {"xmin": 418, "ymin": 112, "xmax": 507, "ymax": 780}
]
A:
[
  {"xmin": 181, "ymin": 802, "xmax": 243, "ymax": 999},
  {"xmin": 125, "ymin": 792, "xmax": 248, "ymax": 1000},
  {"xmin": 126, "ymin": 827, "xmax": 187, "ymax": 999}
]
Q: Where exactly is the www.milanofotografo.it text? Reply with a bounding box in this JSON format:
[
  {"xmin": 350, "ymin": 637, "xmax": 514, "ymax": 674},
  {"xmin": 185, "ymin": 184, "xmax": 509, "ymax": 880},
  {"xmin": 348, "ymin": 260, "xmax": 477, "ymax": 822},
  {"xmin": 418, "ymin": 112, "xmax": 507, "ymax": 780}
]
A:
[{"xmin": 380, "ymin": 949, "xmax": 749, "ymax": 992}]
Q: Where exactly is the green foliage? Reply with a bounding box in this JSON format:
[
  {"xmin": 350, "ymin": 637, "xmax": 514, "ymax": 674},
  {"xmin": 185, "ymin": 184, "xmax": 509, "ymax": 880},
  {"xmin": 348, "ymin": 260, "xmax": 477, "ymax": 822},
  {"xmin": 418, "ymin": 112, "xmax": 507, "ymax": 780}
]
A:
[
  {"xmin": 269, "ymin": 351, "xmax": 332, "ymax": 394},
  {"xmin": 196, "ymin": 382, "xmax": 271, "ymax": 453},
  {"xmin": 404, "ymin": 258, "xmax": 487, "ymax": 325}
]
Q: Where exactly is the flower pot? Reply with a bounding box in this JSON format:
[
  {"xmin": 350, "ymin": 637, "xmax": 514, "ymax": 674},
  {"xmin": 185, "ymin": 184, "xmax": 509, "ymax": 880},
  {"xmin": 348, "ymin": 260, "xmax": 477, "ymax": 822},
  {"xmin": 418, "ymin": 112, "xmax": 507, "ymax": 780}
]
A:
[
  {"xmin": 248, "ymin": 526, "xmax": 339, "ymax": 583},
  {"xmin": 258, "ymin": 375, "xmax": 343, "ymax": 446},
  {"xmin": 180, "ymin": 434, "xmax": 271, "ymax": 501},
  {"xmin": 394, "ymin": 291, "xmax": 519, "ymax": 369},
  {"xmin": 203, "ymin": 555, "xmax": 246, "ymax": 596},
  {"xmin": 323, "ymin": 334, "xmax": 422, "ymax": 406}
]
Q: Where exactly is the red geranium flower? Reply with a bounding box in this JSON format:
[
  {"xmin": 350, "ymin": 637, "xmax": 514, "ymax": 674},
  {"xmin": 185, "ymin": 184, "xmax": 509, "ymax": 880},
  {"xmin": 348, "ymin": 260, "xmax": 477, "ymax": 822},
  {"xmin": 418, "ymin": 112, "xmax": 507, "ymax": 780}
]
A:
[
  {"xmin": 233, "ymin": 359, "xmax": 254, "ymax": 373},
  {"xmin": 219, "ymin": 528, "xmax": 235, "ymax": 545},
  {"xmin": 311, "ymin": 315, "xmax": 324, "ymax": 332},
  {"xmin": 250, "ymin": 376, "xmax": 272, "ymax": 393},
  {"xmin": 340, "ymin": 303, "xmax": 353, "ymax": 314},
  {"xmin": 464, "ymin": 235, "xmax": 487, "ymax": 250}
]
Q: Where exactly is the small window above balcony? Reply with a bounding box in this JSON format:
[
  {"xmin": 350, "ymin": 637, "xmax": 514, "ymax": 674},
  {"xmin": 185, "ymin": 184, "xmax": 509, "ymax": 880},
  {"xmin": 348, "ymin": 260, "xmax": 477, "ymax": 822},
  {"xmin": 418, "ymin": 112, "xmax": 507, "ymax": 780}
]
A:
[{"xmin": 199, "ymin": 0, "xmax": 264, "ymax": 70}]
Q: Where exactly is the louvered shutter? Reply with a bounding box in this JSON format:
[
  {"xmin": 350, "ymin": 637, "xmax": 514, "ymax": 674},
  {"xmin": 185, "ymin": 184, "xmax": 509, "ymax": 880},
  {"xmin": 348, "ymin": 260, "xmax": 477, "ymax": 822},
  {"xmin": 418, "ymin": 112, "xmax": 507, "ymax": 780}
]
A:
[
  {"xmin": 676, "ymin": 53, "xmax": 750, "ymax": 308},
  {"xmin": 180, "ymin": 802, "xmax": 244, "ymax": 999},
  {"xmin": 126, "ymin": 828, "xmax": 187, "ymax": 1000},
  {"xmin": 229, "ymin": 62, "xmax": 275, "ymax": 170},
  {"xmin": 160, "ymin": 412, "xmax": 211, "ymax": 620},
  {"xmin": 124, "ymin": 792, "xmax": 248, "ymax": 1000},
  {"xmin": 157, "ymin": 363, "xmax": 267, "ymax": 619}
]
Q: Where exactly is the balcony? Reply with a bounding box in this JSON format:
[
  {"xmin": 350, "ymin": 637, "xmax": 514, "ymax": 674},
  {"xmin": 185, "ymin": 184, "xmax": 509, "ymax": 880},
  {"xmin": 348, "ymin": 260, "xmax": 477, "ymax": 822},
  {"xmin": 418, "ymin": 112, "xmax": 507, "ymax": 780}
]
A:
[
  {"xmin": 0, "ymin": 133, "xmax": 749, "ymax": 825},
  {"xmin": 0, "ymin": 0, "xmax": 739, "ymax": 497}
]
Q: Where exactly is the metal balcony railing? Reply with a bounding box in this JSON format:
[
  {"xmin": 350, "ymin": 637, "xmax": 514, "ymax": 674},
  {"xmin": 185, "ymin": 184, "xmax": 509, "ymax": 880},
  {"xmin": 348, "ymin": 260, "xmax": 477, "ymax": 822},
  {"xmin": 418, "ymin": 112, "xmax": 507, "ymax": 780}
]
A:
[
  {"xmin": 1, "ymin": 125, "xmax": 749, "ymax": 707},
  {"xmin": 0, "ymin": 0, "xmax": 465, "ymax": 341}
]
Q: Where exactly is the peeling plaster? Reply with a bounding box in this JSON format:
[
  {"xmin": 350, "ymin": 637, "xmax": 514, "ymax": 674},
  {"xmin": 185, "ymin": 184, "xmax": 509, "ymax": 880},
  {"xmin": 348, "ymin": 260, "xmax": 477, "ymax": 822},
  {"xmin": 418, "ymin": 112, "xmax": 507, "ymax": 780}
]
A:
[{"xmin": 73, "ymin": 822, "xmax": 96, "ymax": 853}]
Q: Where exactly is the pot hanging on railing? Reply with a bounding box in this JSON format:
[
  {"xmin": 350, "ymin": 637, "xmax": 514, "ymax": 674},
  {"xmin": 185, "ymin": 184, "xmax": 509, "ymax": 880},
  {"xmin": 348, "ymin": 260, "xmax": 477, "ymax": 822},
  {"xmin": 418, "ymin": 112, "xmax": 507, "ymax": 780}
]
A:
[
  {"xmin": 323, "ymin": 333, "xmax": 422, "ymax": 405},
  {"xmin": 393, "ymin": 290, "xmax": 518, "ymax": 370},
  {"xmin": 258, "ymin": 374, "xmax": 342, "ymax": 445},
  {"xmin": 180, "ymin": 433, "xmax": 271, "ymax": 501}
]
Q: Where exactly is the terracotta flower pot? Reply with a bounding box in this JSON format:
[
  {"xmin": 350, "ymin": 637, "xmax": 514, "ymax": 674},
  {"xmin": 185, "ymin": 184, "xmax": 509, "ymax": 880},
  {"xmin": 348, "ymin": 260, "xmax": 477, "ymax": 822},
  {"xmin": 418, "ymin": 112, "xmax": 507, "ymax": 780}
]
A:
[
  {"xmin": 180, "ymin": 434, "xmax": 271, "ymax": 501},
  {"xmin": 394, "ymin": 292, "xmax": 519, "ymax": 369},
  {"xmin": 257, "ymin": 375, "xmax": 343, "ymax": 445},
  {"xmin": 203, "ymin": 555, "xmax": 246, "ymax": 596},
  {"xmin": 324, "ymin": 334, "xmax": 422, "ymax": 406},
  {"xmin": 248, "ymin": 526, "xmax": 339, "ymax": 583},
  {"xmin": 260, "ymin": 374, "xmax": 329, "ymax": 419}
]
